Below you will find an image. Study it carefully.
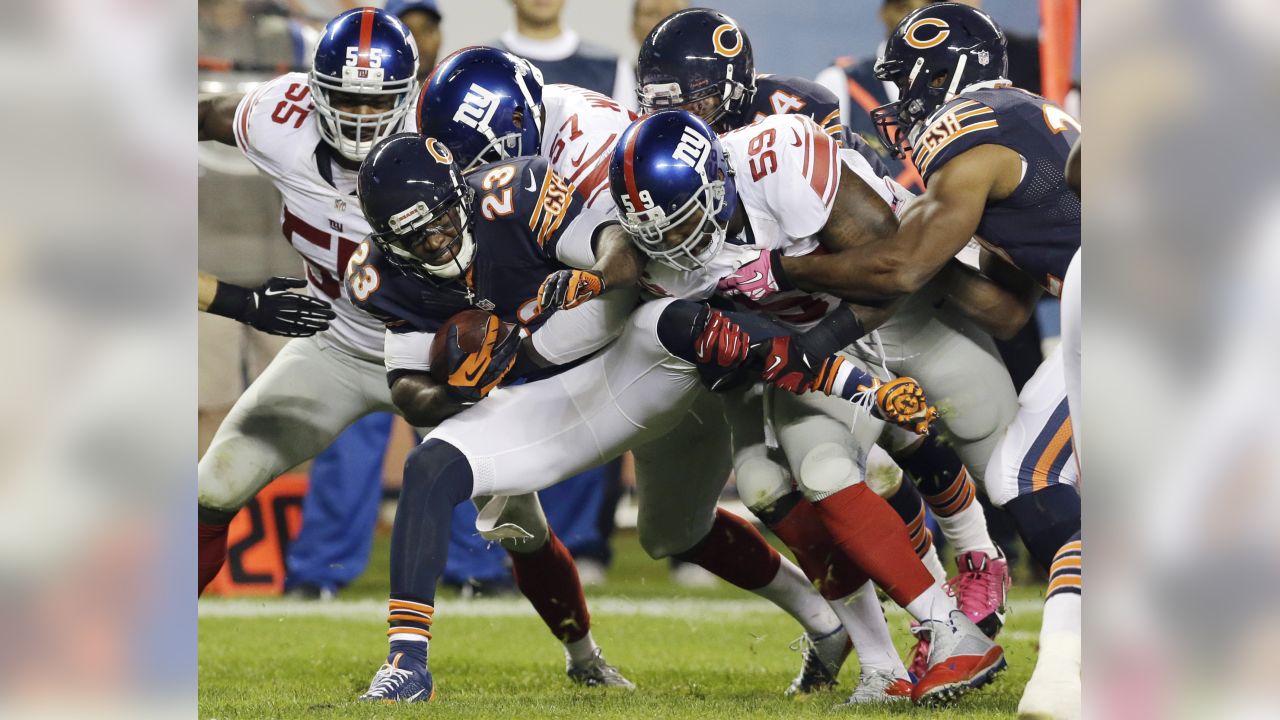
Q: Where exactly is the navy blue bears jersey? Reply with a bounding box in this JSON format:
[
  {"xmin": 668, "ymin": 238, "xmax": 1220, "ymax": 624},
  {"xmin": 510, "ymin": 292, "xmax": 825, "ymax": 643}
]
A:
[
  {"xmin": 913, "ymin": 85, "xmax": 1081, "ymax": 294},
  {"xmin": 346, "ymin": 155, "xmax": 590, "ymax": 335},
  {"xmin": 726, "ymin": 74, "xmax": 891, "ymax": 180}
]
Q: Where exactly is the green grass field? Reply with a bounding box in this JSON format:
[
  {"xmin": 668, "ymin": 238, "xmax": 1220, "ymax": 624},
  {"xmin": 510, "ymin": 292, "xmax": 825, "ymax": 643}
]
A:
[{"xmin": 199, "ymin": 530, "xmax": 1044, "ymax": 719}]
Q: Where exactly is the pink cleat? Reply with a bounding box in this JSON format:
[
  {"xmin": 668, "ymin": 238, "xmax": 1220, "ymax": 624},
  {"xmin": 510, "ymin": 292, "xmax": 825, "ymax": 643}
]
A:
[{"xmin": 947, "ymin": 550, "xmax": 1011, "ymax": 638}]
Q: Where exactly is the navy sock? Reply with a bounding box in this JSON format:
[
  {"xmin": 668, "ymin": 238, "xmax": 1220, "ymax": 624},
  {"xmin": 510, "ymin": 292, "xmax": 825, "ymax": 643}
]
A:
[{"xmin": 890, "ymin": 430, "xmax": 964, "ymax": 498}]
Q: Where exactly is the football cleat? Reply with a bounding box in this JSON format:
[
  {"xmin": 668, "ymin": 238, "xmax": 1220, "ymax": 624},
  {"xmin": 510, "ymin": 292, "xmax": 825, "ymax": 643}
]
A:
[
  {"xmin": 785, "ymin": 626, "xmax": 852, "ymax": 697},
  {"xmin": 839, "ymin": 669, "xmax": 912, "ymax": 706},
  {"xmin": 947, "ymin": 550, "xmax": 1012, "ymax": 638},
  {"xmin": 359, "ymin": 656, "xmax": 435, "ymax": 703},
  {"xmin": 911, "ymin": 610, "xmax": 1006, "ymax": 706},
  {"xmin": 566, "ymin": 647, "xmax": 636, "ymax": 689}
]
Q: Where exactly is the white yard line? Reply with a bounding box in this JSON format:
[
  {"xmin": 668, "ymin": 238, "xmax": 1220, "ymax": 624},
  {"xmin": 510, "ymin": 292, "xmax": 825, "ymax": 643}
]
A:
[{"xmin": 200, "ymin": 596, "xmax": 1043, "ymax": 620}]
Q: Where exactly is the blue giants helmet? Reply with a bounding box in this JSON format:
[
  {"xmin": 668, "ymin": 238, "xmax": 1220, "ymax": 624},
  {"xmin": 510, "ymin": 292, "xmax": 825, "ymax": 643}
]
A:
[
  {"xmin": 870, "ymin": 2, "xmax": 1007, "ymax": 156},
  {"xmin": 608, "ymin": 111, "xmax": 738, "ymax": 272},
  {"xmin": 416, "ymin": 46, "xmax": 545, "ymax": 172},
  {"xmin": 636, "ymin": 8, "xmax": 756, "ymax": 132},
  {"xmin": 310, "ymin": 7, "xmax": 420, "ymax": 161},
  {"xmin": 357, "ymin": 133, "xmax": 476, "ymax": 281}
]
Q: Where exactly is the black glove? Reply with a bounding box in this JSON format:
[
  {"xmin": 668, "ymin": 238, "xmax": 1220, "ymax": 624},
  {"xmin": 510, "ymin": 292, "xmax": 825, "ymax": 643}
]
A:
[
  {"xmin": 442, "ymin": 318, "xmax": 523, "ymax": 403},
  {"xmin": 208, "ymin": 277, "xmax": 336, "ymax": 337}
]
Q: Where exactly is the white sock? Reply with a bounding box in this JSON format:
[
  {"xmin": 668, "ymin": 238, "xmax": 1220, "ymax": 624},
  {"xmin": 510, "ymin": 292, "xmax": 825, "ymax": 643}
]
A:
[
  {"xmin": 1040, "ymin": 591, "xmax": 1081, "ymax": 636},
  {"xmin": 755, "ymin": 556, "xmax": 844, "ymax": 637},
  {"xmin": 829, "ymin": 581, "xmax": 908, "ymax": 677},
  {"xmin": 934, "ymin": 501, "xmax": 999, "ymax": 557},
  {"xmin": 902, "ymin": 581, "xmax": 956, "ymax": 624},
  {"xmin": 388, "ymin": 632, "xmax": 429, "ymax": 647},
  {"xmin": 921, "ymin": 542, "xmax": 947, "ymax": 583},
  {"xmin": 564, "ymin": 631, "xmax": 599, "ymax": 663}
]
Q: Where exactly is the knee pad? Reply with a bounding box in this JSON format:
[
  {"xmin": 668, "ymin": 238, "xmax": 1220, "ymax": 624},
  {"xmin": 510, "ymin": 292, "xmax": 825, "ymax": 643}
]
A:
[
  {"xmin": 1002, "ymin": 484, "xmax": 1081, "ymax": 573},
  {"xmin": 796, "ymin": 441, "xmax": 863, "ymax": 499},
  {"xmin": 404, "ymin": 438, "xmax": 474, "ymax": 506},
  {"xmin": 475, "ymin": 494, "xmax": 549, "ymax": 551},
  {"xmin": 735, "ymin": 455, "xmax": 793, "ymax": 513}
]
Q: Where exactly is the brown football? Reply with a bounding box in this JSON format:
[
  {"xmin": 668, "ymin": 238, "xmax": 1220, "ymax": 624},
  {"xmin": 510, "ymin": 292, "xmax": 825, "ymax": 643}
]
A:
[{"xmin": 429, "ymin": 308, "xmax": 511, "ymax": 384}]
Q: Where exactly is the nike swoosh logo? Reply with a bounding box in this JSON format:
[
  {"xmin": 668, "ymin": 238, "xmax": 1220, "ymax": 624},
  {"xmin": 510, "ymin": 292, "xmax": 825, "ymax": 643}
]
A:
[
  {"xmin": 525, "ymin": 171, "xmax": 537, "ymax": 192},
  {"xmin": 766, "ymin": 356, "xmax": 783, "ymax": 374},
  {"xmin": 571, "ymin": 145, "xmax": 588, "ymax": 166},
  {"xmin": 790, "ymin": 130, "xmax": 802, "ymax": 147},
  {"xmin": 462, "ymin": 361, "xmax": 486, "ymax": 384},
  {"xmin": 264, "ymin": 287, "xmax": 295, "ymax": 296},
  {"xmin": 744, "ymin": 271, "xmax": 764, "ymax": 284}
]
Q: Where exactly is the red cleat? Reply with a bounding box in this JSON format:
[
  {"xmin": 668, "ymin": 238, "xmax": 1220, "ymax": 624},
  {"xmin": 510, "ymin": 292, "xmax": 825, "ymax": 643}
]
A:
[{"xmin": 911, "ymin": 610, "xmax": 1006, "ymax": 706}]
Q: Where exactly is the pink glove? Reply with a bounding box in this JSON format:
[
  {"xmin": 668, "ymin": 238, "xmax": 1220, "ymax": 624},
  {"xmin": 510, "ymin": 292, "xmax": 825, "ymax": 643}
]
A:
[{"xmin": 716, "ymin": 248, "xmax": 792, "ymax": 301}]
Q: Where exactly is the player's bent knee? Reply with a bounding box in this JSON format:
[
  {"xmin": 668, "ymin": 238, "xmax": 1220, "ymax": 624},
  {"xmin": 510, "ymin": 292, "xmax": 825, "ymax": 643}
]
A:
[
  {"xmin": 403, "ymin": 438, "xmax": 475, "ymax": 506},
  {"xmin": 1003, "ymin": 484, "xmax": 1081, "ymax": 573},
  {"xmin": 476, "ymin": 494, "xmax": 550, "ymax": 551},
  {"xmin": 796, "ymin": 442, "xmax": 863, "ymax": 499},
  {"xmin": 735, "ymin": 456, "xmax": 793, "ymax": 513}
]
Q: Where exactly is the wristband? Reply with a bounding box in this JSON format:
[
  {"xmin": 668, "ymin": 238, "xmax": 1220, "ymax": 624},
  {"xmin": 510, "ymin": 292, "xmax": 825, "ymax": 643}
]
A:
[
  {"xmin": 799, "ymin": 306, "xmax": 867, "ymax": 358},
  {"xmin": 769, "ymin": 248, "xmax": 795, "ymax": 291},
  {"xmin": 206, "ymin": 281, "xmax": 254, "ymax": 321}
]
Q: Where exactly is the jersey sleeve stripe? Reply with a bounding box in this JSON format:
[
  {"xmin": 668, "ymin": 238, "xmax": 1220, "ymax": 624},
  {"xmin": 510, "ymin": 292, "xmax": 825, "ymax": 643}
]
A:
[
  {"xmin": 806, "ymin": 126, "xmax": 837, "ymax": 204},
  {"xmin": 916, "ymin": 120, "xmax": 999, "ymax": 174},
  {"xmin": 529, "ymin": 165, "xmax": 554, "ymax": 232},
  {"xmin": 233, "ymin": 82, "xmax": 272, "ymax": 152},
  {"xmin": 819, "ymin": 108, "xmax": 841, "ymax": 127},
  {"xmin": 955, "ymin": 107, "xmax": 996, "ymax": 121}
]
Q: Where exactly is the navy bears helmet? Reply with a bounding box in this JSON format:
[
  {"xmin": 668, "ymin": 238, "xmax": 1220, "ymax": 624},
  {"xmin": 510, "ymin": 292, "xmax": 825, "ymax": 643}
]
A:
[
  {"xmin": 357, "ymin": 133, "xmax": 476, "ymax": 281},
  {"xmin": 309, "ymin": 7, "xmax": 420, "ymax": 161},
  {"xmin": 416, "ymin": 46, "xmax": 546, "ymax": 172},
  {"xmin": 608, "ymin": 111, "xmax": 737, "ymax": 272},
  {"xmin": 636, "ymin": 8, "xmax": 756, "ymax": 132},
  {"xmin": 871, "ymin": 2, "xmax": 1007, "ymax": 157}
]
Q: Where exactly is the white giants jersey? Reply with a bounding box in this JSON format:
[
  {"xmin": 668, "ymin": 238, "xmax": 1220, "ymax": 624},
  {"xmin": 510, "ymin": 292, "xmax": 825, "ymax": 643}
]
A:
[
  {"xmin": 641, "ymin": 113, "xmax": 908, "ymax": 331},
  {"xmin": 540, "ymin": 84, "xmax": 636, "ymax": 210},
  {"xmin": 233, "ymin": 72, "xmax": 411, "ymax": 358}
]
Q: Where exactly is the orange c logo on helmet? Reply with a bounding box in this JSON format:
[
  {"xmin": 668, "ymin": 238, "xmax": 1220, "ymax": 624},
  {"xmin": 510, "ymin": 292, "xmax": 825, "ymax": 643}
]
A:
[
  {"xmin": 425, "ymin": 137, "xmax": 453, "ymax": 165},
  {"xmin": 905, "ymin": 17, "xmax": 950, "ymax": 49},
  {"xmin": 712, "ymin": 24, "xmax": 742, "ymax": 58}
]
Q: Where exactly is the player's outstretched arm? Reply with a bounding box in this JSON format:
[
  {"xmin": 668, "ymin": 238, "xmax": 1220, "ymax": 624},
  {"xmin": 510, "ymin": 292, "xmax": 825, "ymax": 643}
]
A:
[
  {"xmin": 200, "ymin": 272, "xmax": 336, "ymax": 337},
  {"xmin": 198, "ymin": 93, "xmax": 243, "ymax": 146},
  {"xmin": 787, "ymin": 146, "xmax": 1013, "ymax": 302},
  {"xmin": 537, "ymin": 224, "xmax": 644, "ymax": 313},
  {"xmin": 390, "ymin": 373, "xmax": 467, "ymax": 427}
]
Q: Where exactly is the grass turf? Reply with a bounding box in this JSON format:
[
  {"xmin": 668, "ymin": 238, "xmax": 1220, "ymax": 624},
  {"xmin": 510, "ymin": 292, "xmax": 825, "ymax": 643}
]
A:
[{"xmin": 199, "ymin": 530, "xmax": 1044, "ymax": 719}]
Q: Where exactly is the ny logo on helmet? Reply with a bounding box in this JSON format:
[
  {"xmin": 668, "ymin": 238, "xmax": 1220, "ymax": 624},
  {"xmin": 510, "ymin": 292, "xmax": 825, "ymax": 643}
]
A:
[
  {"xmin": 454, "ymin": 83, "xmax": 501, "ymax": 133},
  {"xmin": 672, "ymin": 127, "xmax": 711, "ymax": 179}
]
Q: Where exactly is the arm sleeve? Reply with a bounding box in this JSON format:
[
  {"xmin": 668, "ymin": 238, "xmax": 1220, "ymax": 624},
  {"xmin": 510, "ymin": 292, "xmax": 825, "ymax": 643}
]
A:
[
  {"xmin": 230, "ymin": 73, "xmax": 306, "ymax": 180},
  {"xmin": 529, "ymin": 285, "xmax": 638, "ymax": 365},
  {"xmin": 384, "ymin": 328, "xmax": 435, "ymax": 374},
  {"xmin": 553, "ymin": 207, "xmax": 618, "ymax": 270}
]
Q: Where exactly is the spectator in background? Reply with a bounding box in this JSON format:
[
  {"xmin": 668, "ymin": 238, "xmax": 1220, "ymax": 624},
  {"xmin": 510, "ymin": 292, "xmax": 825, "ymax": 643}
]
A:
[
  {"xmin": 199, "ymin": 0, "xmax": 312, "ymax": 70},
  {"xmin": 492, "ymin": 0, "xmax": 636, "ymax": 110},
  {"xmin": 631, "ymin": 0, "xmax": 687, "ymax": 45},
  {"xmin": 386, "ymin": 0, "xmax": 443, "ymax": 79}
]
